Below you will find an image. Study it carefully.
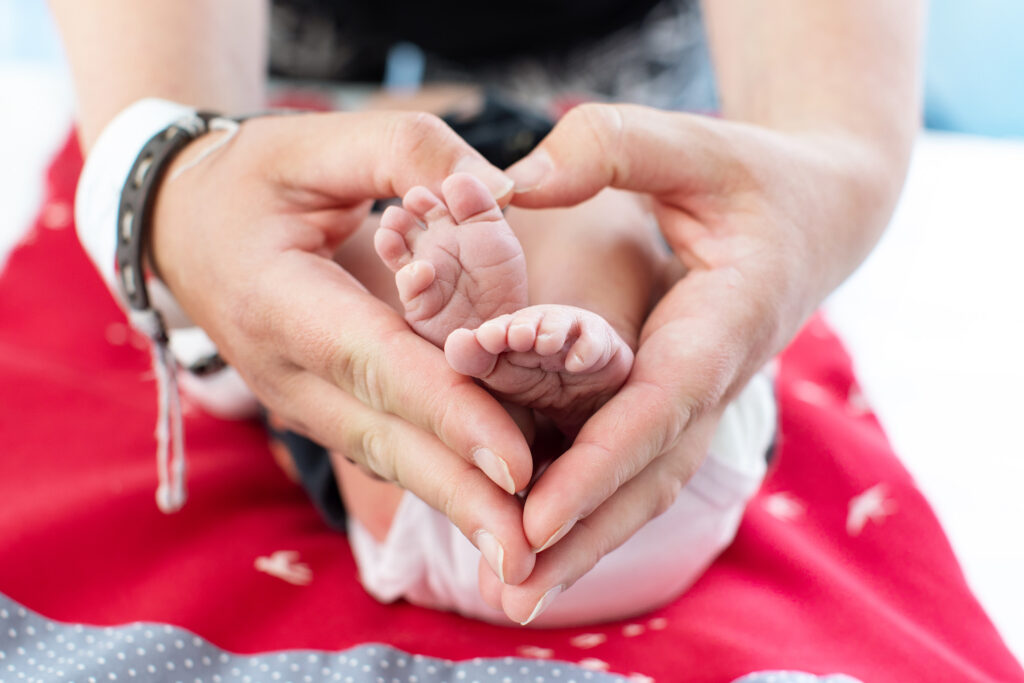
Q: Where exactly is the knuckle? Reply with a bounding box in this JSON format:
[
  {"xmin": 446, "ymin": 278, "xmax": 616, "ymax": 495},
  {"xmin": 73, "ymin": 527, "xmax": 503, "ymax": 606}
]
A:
[
  {"xmin": 439, "ymin": 468, "xmax": 474, "ymax": 527},
  {"xmin": 338, "ymin": 347, "xmax": 371, "ymax": 400},
  {"xmin": 358, "ymin": 422, "xmax": 395, "ymax": 480},
  {"xmin": 428, "ymin": 396, "xmax": 459, "ymax": 452},
  {"xmin": 324, "ymin": 339, "xmax": 387, "ymax": 411},
  {"xmin": 390, "ymin": 112, "xmax": 451, "ymax": 163},
  {"xmin": 566, "ymin": 103, "xmax": 626, "ymax": 183},
  {"xmin": 651, "ymin": 477, "xmax": 684, "ymax": 519},
  {"xmin": 567, "ymin": 102, "xmax": 619, "ymax": 136},
  {"xmin": 572, "ymin": 517, "xmax": 609, "ymax": 580}
]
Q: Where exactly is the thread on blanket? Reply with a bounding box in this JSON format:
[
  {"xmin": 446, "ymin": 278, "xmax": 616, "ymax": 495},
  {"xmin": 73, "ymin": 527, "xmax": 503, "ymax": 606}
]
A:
[
  {"xmin": 132, "ymin": 115, "xmax": 240, "ymax": 514},
  {"xmin": 129, "ymin": 309, "xmax": 186, "ymax": 513}
]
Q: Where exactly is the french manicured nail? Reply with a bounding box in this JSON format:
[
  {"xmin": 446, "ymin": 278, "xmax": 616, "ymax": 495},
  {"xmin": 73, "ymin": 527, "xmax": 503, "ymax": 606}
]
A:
[
  {"xmin": 472, "ymin": 447, "xmax": 516, "ymax": 495},
  {"xmin": 535, "ymin": 517, "xmax": 578, "ymax": 552},
  {"xmin": 473, "ymin": 530, "xmax": 506, "ymax": 584},
  {"xmin": 454, "ymin": 156, "xmax": 515, "ymax": 199},
  {"xmin": 520, "ymin": 584, "xmax": 564, "ymax": 626},
  {"xmin": 507, "ymin": 148, "xmax": 553, "ymax": 193}
]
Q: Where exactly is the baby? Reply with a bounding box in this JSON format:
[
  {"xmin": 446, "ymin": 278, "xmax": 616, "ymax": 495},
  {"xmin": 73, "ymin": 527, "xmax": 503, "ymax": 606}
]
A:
[{"xmin": 329, "ymin": 172, "xmax": 776, "ymax": 627}]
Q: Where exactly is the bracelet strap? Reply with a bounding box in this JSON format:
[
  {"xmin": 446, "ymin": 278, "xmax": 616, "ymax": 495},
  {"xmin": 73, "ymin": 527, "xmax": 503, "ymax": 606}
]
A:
[
  {"xmin": 116, "ymin": 112, "xmax": 218, "ymax": 314},
  {"xmin": 113, "ymin": 111, "xmax": 228, "ymax": 513}
]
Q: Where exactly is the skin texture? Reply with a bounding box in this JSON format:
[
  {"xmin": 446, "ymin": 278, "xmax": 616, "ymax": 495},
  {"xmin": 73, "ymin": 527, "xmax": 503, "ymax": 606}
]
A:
[{"xmin": 51, "ymin": 0, "xmax": 923, "ymax": 625}]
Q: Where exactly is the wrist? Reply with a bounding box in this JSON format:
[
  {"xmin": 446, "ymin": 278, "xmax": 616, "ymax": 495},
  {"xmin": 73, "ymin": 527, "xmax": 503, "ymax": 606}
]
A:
[
  {"xmin": 797, "ymin": 126, "xmax": 911, "ymax": 216},
  {"xmin": 728, "ymin": 123, "xmax": 911, "ymax": 300},
  {"xmin": 148, "ymin": 129, "xmax": 232, "ymax": 281},
  {"xmin": 75, "ymin": 98, "xmax": 199, "ymax": 302},
  {"xmin": 790, "ymin": 128, "xmax": 910, "ymax": 289}
]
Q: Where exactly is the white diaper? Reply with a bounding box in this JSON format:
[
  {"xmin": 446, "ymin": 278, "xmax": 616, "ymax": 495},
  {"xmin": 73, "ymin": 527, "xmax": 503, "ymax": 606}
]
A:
[{"xmin": 347, "ymin": 372, "xmax": 776, "ymax": 628}]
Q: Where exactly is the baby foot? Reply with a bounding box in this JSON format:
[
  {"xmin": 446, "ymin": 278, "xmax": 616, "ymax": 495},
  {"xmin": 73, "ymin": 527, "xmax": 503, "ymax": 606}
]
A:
[
  {"xmin": 445, "ymin": 305, "xmax": 634, "ymax": 433},
  {"xmin": 374, "ymin": 173, "xmax": 528, "ymax": 348}
]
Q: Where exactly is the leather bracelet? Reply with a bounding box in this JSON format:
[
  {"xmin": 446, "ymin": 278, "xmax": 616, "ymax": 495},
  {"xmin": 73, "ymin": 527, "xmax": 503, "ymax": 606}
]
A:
[
  {"xmin": 112, "ymin": 110, "xmax": 241, "ymax": 513},
  {"xmin": 115, "ymin": 112, "xmax": 220, "ymax": 320}
]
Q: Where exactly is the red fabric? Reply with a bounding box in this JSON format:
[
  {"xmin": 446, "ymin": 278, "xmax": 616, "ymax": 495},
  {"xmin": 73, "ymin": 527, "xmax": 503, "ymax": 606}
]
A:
[{"xmin": 0, "ymin": 132, "xmax": 1020, "ymax": 683}]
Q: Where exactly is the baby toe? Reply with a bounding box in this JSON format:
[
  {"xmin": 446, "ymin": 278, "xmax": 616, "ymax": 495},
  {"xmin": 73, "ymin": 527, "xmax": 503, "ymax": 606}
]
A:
[
  {"xmin": 445, "ymin": 328, "xmax": 500, "ymax": 377},
  {"xmin": 476, "ymin": 316, "xmax": 514, "ymax": 355},
  {"xmin": 442, "ymin": 172, "xmax": 504, "ymax": 223},
  {"xmin": 535, "ymin": 311, "xmax": 573, "ymax": 357},
  {"xmin": 374, "ymin": 207, "xmax": 420, "ymax": 270},
  {"xmin": 564, "ymin": 322, "xmax": 611, "ymax": 373},
  {"xmin": 507, "ymin": 309, "xmax": 546, "ymax": 353},
  {"xmin": 395, "ymin": 261, "xmax": 439, "ymax": 315},
  {"xmin": 403, "ymin": 186, "xmax": 450, "ymax": 225}
]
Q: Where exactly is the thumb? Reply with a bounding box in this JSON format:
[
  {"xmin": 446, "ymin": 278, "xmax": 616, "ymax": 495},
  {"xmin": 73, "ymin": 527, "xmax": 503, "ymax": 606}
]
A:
[
  {"xmin": 272, "ymin": 110, "xmax": 515, "ymax": 203},
  {"xmin": 506, "ymin": 103, "xmax": 731, "ymax": 208}
]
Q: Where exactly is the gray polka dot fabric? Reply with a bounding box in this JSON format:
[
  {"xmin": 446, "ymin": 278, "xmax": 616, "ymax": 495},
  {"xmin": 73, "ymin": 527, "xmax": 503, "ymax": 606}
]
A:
[
  {"xmin": 732, "ymin": 673, "xmax": 862, "ymax": 683},
  {"xmin": 0, "ymin": 595, "xmax": 624, "ymax": 683},
  {"xmin": 1, "ymin": 594, "xmax": 860, "ymax": 682}
]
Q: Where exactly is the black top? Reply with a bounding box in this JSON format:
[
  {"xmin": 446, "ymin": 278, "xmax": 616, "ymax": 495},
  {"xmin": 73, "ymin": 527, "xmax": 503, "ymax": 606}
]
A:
[{"xmin": 271, "ymin": 0, "xmax": 665, "ymax": 80}]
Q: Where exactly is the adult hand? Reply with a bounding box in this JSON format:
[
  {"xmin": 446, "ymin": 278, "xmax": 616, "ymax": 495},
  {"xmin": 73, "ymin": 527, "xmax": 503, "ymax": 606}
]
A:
[
  {"xmin": 151, "ymin": 111, "xmax": 538, "ymax": 584},
  {"xmin": 483, "ymin": 103, "xmax": 907, "ymax": 622}
]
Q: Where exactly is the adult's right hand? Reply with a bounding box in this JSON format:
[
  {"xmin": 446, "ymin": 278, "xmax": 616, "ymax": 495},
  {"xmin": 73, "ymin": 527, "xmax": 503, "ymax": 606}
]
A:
[
  {"xmin": 151, "ymin": 111, "xmax": 537, "ymax": 585},
  {"xmin": 484, "ymin": 100, "xmax": 914, "ymax": 623}
]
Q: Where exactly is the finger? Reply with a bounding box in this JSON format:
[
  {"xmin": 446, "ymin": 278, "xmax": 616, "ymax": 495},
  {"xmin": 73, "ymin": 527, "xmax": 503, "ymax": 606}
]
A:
[
  {"xmin": 254, "ymin": 111, "xmax": 515, "ymax": 204},
  {"xmin": 275, "ymin": 367, "xmax": 536, "ymax": 586},
  {"xmin": 521, "ymin": 379, "xmax": 684, "ymax": 552},
  {"xmin": 478, "ymin": 557, "xmax": 505, "ymax": 611},
  {"xmin": 251, "ymin": 249, "xmax": 533, "ymax": 495},
  {"xmin": 506, "ymin": 103, "xmax": 734, "ymax": 207},
  {"xmin": 499, "ymin": 419, "xmax": 717, "ymax": 625}
]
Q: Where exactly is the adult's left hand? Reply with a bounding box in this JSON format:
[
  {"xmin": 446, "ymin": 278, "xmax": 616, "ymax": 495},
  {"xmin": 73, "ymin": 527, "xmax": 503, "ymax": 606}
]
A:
[{"xmin": 478, "ymin": 102, "xmax": 913, "ymax": 624}]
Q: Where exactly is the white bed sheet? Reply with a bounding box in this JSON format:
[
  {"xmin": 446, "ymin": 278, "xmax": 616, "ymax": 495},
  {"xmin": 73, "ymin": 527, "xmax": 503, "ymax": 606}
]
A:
[{"xmin": 1, "ymin": 66, "xmax": 1021, "ymax": 665}]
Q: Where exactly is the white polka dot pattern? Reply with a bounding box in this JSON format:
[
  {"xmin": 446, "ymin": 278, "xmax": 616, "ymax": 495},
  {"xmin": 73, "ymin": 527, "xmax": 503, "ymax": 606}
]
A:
[
  {"xmin": 0, "ymin": 594, "xmax": 861, "ymax": 683},
  {"xmin": 732, "ymin": 673, "xmax": 863, "ymax": 683},
  {"xmin": 0, "ymin": 595, "xmax": 633, "ymax": 683}
]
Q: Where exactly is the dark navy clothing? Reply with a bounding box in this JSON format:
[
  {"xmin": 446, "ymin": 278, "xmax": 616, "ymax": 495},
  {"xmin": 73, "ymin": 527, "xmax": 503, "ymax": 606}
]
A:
[{"xmin": 270, "ymin": 0, "xmax": 664, "ymax": 81}]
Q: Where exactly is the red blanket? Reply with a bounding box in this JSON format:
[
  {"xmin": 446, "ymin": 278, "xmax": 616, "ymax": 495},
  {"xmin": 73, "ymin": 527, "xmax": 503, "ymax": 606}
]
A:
[{"xmin": 0, "ymin": 133, "xmax": 1020, "ymax": 683}]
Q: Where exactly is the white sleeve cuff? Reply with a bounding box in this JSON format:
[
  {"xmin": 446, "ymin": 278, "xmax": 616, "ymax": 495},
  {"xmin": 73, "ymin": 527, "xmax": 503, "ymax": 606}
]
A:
[
  {"xmin": 75, "ymin": 98, "xmax": 197, "ymax": 301},
  {"xmin": 75, "ymin": 98, "xmax": 257, "ymax": 418}
]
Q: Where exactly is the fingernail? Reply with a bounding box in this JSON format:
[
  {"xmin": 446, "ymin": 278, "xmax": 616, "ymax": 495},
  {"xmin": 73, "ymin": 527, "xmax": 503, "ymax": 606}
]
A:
[
  {"xmin": 507, "ymin": 148, "xmax": 553, "ymax": 193},
  {"xmin": 453, "ymin": 156, "xmax": 515, "ymax": 200},
  {"xmin": 534, "ymin": 517, "xmax": 578, "ymax": 553},
  {"xmin": 519, "ymin": 584, "xmax": 564, "ymax": 626},
  {"xmin": 472, "ymin": 447, "xmax": 516, "ymax": 495},
  {"xmin": 473, "ymin": 530, "xmax": 506, "ymax": 584}
]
